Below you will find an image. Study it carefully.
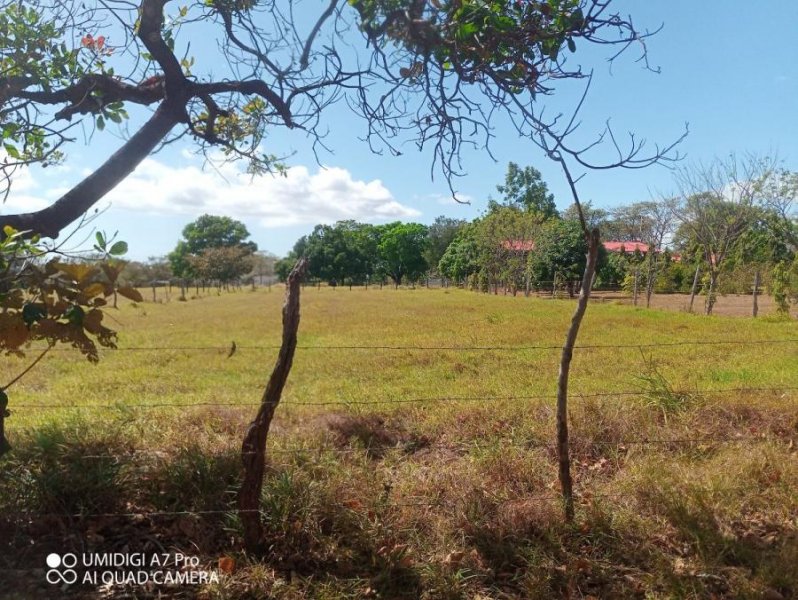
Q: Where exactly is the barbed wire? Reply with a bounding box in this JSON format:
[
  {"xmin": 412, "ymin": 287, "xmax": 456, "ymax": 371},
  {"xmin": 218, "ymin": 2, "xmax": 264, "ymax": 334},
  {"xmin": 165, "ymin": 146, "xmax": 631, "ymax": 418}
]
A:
[
  {"xmin": 27, "ymin": 337, "xmax": 798, "ymax": 353},
  {"xmin": 10, "ymin": 386, "xmax": 798, "ymax": 410}
]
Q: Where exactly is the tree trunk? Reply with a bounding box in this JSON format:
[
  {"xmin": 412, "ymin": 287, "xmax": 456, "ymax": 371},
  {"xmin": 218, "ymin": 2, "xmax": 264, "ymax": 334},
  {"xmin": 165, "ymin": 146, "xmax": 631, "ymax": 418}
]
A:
[
  {"xmin": 0, "ymin": 391, "xmax": 10, "ymax": 458},
  {"xmin": 633, "ymin": 268, "xmax": 639, "ymax": 306},
  {"xmin": 752, "ymin": 270, "xmax": 760, "ymax": 317},
  {"xmin": 1, "ymin": 102, "xmax": 181, "ymax": 238},
  {"xmin": 705, "ymin": 270, "xmax": 718, "ymax": 315},
  {"xmin": 556, "ymin": 228, "xmax": 600, "ymax": 522},
  {"xmin": 688, "ymin": 265, "xmax": 700, "ymax": 313},
  {"xmin": 645, "ymin": 257, "xmax": 656, "ymax": 308},
  {"xmin": 239, "ymin": 258, "xmax": 307, "ymax": 553}
]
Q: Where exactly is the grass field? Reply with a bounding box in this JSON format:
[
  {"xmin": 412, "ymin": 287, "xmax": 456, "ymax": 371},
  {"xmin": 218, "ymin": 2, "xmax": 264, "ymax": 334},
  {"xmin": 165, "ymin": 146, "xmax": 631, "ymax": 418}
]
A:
[{"xmin": 1, "ymin": 286, "xmax": 797, "ymax": 599}]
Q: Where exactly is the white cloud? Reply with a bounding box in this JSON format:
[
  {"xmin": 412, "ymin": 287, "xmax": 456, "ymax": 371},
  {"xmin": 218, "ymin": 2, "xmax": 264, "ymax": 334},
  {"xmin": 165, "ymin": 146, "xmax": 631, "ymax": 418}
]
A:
[
  {"xmin": 2, "ymin": 157, "xmax": 422, "ymax": 227},
  {"xmin": 105, "ymin": 159, "xmax": 421, "ymax": 227},
  {"xmin": 0, "ymin": 158, "xmax": 51, "ymax": 213}
]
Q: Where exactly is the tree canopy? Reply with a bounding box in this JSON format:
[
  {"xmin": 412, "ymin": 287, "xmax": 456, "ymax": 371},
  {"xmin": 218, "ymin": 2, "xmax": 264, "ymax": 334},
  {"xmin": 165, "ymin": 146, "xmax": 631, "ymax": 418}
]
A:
[
  {"xmin": 1, "ymin": 0, "xmax": 676, "ymax": 240},
  {"xmin": 169, "ymin": 214, "xmax": 256, "ymax": 278},
  {"xmin": 496, "ymin": 162, "xmax": 557, "ymax": 218}
]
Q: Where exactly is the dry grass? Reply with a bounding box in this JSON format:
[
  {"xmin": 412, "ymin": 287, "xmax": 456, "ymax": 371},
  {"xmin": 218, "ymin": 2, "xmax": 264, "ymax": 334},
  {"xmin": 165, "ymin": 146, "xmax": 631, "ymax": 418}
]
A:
[{"xmin": 0, "ymin": 286, "xmax": 797, "ymax": 599}]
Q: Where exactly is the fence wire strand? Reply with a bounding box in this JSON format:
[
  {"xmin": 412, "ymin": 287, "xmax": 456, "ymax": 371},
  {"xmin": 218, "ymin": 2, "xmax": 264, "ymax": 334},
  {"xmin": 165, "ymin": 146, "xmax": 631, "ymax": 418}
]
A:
[
  {"xmin": 30, "ymin": 338, "xmax": 798, "ymax": 353},
  {"xmin": 10, "ymin": 385, "xmax": 798, "ymax": 410}
]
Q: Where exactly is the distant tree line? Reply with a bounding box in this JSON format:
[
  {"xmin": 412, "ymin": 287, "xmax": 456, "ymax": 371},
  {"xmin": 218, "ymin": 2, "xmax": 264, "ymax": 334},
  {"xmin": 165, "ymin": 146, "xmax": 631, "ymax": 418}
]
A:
[
  {"xmin": 279, "ymin": 158, "xmax": 798, "ymax": 315},
  {"xmin": 89, "ymin": 157, "xmax": 796, "ymax": 316},
  {"xmin": 275, "ymin": 219, "xmax": 464, "ymax": 288}
]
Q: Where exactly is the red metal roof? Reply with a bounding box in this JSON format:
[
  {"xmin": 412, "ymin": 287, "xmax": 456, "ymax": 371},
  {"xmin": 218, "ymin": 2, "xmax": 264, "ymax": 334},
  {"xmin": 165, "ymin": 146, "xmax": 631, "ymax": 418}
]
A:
[
  {"xmin": 602, "ymin": 240, "xmax": 650, "ymax": 253},
  {"xmin": 500, "ymin": 238, "xmax": 680, "ymax": 261}
]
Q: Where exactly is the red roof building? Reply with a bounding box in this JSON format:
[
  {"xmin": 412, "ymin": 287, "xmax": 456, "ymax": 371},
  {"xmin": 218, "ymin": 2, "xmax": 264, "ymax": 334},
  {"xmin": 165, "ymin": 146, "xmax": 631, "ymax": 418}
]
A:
[
  {"xmin": 602, "ymin": 240, "xmax": 650, "ymax": 253},
  {"xmin": 501, "ymin": 238, "xmax": 680, "ymax": 261}
]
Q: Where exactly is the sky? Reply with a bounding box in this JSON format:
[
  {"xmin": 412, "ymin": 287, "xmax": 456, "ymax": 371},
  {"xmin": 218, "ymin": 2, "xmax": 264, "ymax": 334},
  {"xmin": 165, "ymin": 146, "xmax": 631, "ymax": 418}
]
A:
[{"xmin": 3, "ymin": 0, "xmax": 798, "ymax": 260}]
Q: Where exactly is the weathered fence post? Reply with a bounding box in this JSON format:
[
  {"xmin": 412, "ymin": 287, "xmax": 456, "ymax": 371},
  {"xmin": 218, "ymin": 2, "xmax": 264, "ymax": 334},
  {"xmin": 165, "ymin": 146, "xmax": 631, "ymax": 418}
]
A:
[
  {"xmin": 752, "ymin": 270, "xmax": 761, "ymax": 318},
  {"xmin": 239, "ymin": 258, "xmax": 308, "ymax": 553},
  {"xmin": 688, "ymin": 264, "xmax": 700, "ymax": 313},
  {"xmin": 152, "ymin": 284, "xmax": 157, "ymax": 303}
]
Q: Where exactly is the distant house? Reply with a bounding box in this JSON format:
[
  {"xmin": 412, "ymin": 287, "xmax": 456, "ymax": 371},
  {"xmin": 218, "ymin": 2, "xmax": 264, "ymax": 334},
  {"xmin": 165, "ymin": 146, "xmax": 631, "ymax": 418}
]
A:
[
  {"xmin": 502, "ymin": 238, "xmax": 680, "ymax": 261},
  {"xmin": 603, "ymin": 240, "xmax": 681, "ymax": 262},
  {"xmin": 602, "ymin": 240, "xmax": 650, "ymax": 254}
]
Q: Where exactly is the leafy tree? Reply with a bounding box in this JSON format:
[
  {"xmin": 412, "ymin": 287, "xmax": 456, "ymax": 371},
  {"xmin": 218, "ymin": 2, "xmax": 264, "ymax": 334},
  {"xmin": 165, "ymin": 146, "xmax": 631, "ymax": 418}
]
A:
[
  {"xmin": 274, "ymin": 257, "xmax": 295, "ymax": 283},
  {"xmin": 496, "ymin": 162, "xmax": 557, "ymax": 218},
  {"xmin": 759, "ymin": 169, "xmax": 798, "ymax": 249},
  {"xmin": 376, "ymin": 222, "xmax": 429, "ymax": 287},
  {"xmin": 189, "ymin": 246, "xmax": 254, "ymax": 287},
  {"xmin": 303, "ymin": 221, "xmax": 377, "ymax": 285},
  {"xmin": 472, "ymin": 205, "xmax": 540, "ymax": 294},
  {"xmin": 562, "ymin": 201, "xmax": 611, "ymax": 232},
  {"xmin": 438, "ymin": 226, "xmax": 479, "ymax": 284},
  {"xmin": 606, "ymin": 198, "xmax": 677, "ymax": 306},
  {"xmin": 424, "ymin": 216, "xmax": 466, "ymax": 275},
  {"xmin": 169, "ymin": 214, "xmax": 256, "ymax": 278},
  {"xmin": 275, "ymin": 236, "xmax": 309, "ymax": 282},
  {"xmin": 528, "ymin": 219, "xmax": 606, "ymax": 296}
]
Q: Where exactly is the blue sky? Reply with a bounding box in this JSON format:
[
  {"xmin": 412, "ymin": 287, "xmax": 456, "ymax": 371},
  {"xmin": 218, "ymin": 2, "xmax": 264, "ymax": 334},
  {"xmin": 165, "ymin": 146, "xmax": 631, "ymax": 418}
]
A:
[{"xmin": 5, "ymin": 0, "xmax": 798, "ymax": 259}]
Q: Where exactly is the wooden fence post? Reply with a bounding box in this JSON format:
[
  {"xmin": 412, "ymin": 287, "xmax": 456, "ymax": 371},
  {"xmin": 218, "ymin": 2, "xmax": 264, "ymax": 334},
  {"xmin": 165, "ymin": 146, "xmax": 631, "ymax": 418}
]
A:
[
  {"xmin": 688, "ymin": 265, "xmax": 700, "ymax": 313},
  {"xmin": 752, "ymin": 270, "xmax": 761, "ymax": 318},
  {"xmin": 239, "ymin": 258, "xmax": 308, "ymax": 553}
]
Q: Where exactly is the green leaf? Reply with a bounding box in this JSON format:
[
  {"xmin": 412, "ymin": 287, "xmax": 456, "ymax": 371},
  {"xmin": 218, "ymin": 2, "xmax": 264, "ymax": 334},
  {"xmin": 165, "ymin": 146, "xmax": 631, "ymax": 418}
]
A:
[
  {"xmin": 95, "ymin": 231, "xmax": 106, "ymax": 248},
  {"xmin": 3, "ymin": 143, "xmax": 20, "ymax": 159},
  {"xmin": 108, "ymin": 241, "xmax": 128, "ymax": 256},
  {"xmin": 96, "ymin": 115, "xmax": 105, "ymax": 131}
]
